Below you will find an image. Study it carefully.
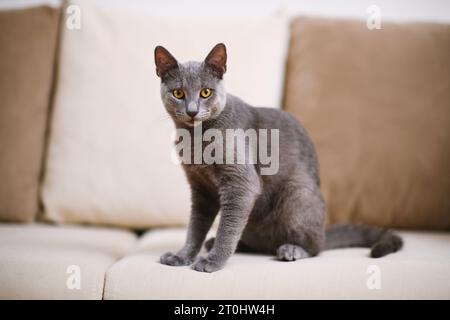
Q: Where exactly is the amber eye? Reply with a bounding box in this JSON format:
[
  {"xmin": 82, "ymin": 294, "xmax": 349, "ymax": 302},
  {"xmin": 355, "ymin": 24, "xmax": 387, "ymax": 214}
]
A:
[
  {"xmin": 172, "ymin": 89, "xmax": 185, "ymax": 99},
  {"xmin": 200, "ymin": 88, "xmax": 212, "ymax": 98}
]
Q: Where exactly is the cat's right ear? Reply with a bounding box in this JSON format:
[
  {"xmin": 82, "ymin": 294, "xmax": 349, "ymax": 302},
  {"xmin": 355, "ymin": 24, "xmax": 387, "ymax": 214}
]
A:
[
  {"xmin": 154, "ymin": 46, "xmax": 178, "ymax": 78},
  {"xmin": 204, "ymin": 43, "xmax": 227, "ymax": 79}
]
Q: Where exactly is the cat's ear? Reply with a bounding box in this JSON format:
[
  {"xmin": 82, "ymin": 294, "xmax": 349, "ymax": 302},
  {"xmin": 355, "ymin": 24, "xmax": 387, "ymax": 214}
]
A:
[
  {"xmin": 154, "ymin": 46, "xmax": 178, "ymax": 78},
  {"xmin": 204, "ymin": 43, "xmax": 227, "ymax": 79}
]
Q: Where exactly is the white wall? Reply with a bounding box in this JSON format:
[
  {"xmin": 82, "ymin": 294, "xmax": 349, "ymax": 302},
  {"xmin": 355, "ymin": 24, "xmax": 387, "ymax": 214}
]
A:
[{"xmin": 1, "ymin": 0, "xmax": 449, "ymax": 23}]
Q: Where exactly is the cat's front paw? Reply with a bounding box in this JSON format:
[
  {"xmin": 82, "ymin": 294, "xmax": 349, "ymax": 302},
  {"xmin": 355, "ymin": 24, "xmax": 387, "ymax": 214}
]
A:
[
  {"xmin": 160, "ymin": 252, "xmax": 193, "ymax": 266},
  {"xmin": 192, "ymin": 256, "xmax": 224, "ymax": 273}
]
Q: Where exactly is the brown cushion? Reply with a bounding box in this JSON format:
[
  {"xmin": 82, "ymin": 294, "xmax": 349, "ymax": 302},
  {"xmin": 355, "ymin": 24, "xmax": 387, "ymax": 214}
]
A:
[
  {"xmin": 0, "ymin": 7, "xmax": 60, "ymax": 222},
  {"xmin": 284, "ymin": 17, "xmax": 450, "ymax": 230}
]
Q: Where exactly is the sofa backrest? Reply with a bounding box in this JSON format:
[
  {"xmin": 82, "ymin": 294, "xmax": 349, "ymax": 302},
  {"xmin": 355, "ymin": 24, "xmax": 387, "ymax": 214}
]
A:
[
  {"xmin": 40, "ymin": 0, "xmax": 289, "ymax": 228},
  {"xmin": 1, "ymin": 3, "xmax": 449, "ymax": 231},
  {"xmin": 0, "ymin": 6, "xmax": 61, "ymax": 222},
  {"xmin": 285, "ymin": 17, "xmax": 450, "ymax": 230}
]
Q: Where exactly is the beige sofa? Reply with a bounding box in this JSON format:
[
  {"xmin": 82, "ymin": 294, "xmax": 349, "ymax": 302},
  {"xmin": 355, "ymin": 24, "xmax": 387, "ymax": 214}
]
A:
[{"xmin": 0, "ymin": 2, "xmax": 449, "ymax": 299}]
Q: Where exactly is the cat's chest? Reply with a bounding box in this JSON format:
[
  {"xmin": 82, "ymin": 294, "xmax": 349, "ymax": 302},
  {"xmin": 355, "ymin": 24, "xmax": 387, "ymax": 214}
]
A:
[{"xmin": 183, "ymin": 163, "xmax": 219, "ymax": 189}]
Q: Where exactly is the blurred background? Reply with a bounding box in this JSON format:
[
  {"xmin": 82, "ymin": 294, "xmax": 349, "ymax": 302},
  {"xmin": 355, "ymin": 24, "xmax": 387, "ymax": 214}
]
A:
[{"xmin": 1, "ymin": 0, "xmax": 450, "ymax": 22}]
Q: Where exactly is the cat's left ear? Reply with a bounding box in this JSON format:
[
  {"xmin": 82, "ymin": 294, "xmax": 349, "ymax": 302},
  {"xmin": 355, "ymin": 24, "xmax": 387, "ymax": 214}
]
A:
[
  {"xmin": 204, "ymin": 43, "xmax": 227, "ymax": 79},
  {"xmin": 154, "ymin": 45, "xmax": 178, "ymax": 78}
]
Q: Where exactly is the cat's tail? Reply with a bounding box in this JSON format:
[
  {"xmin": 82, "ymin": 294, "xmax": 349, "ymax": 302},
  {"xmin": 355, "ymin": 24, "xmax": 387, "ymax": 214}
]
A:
[{"xmin": 324, "ymin": 224, "xmax": 403, "ymax": 258}]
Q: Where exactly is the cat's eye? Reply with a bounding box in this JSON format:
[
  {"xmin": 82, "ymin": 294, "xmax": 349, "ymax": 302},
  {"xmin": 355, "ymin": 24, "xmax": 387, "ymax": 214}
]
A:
[
  {"xmin": 200, "ymin": 88, "xmax": 212, "ymax": 98},
  {"xmin": 172, "ymin": 89, "xmax": 185, "ymax": 99}
]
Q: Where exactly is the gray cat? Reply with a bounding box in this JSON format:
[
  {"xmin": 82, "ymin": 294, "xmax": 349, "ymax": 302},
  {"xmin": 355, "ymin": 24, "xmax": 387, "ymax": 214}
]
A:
[{"xmin": 154, "ymin": 43, "xmax": 402, "ymax": 273}]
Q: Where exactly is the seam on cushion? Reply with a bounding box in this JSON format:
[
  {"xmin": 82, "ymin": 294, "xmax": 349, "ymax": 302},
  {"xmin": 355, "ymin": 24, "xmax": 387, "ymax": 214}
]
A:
[
  {"xmin": 102, "ymin": 234, "xmax": 137, "ymax": 300},
  {"xmin": 36, "ymin": 3, "xmax": 65, "ymax": 223},
  {"xmin": 102, "ymin": 232, "xmax": 140, "ymax": 299},
  {"xmin": 103, "ymin": 256, "xmax": 125, "ymax": 300},
  {"xmin": 102, "ymin": 264, "xmax": 108, "ymax": 300}
]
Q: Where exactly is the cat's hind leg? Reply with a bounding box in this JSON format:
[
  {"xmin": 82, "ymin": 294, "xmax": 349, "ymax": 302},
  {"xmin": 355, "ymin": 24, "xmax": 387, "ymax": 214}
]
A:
[
  {"xmin": 270, "ymin": 171, "xmax": 326, "ymax": 260},
  {"xmin": 204, "ymin": 237, "xmax": 215, "ymax": 252}
]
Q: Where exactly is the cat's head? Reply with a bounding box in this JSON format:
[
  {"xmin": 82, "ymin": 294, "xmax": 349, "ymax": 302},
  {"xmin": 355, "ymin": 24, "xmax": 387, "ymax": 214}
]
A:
[{"xmin": 154, "ymin": 43, "xmax": 227, "ymax": 126}]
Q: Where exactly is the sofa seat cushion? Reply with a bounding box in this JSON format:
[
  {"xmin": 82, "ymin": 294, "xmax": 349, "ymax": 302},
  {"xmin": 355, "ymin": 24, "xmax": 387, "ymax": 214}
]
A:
[
  {"xmin": 0, "ymin": 223, "xmax": 136, "ymax": 299},
  {"xmin": 104, "ymin": 228, "xmax": 450, "ymax": 299}
]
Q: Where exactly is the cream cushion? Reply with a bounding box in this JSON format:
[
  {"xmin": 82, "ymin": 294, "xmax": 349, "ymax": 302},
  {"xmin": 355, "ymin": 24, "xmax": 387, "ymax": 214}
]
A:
[
  {"xmin": 104, "ymin": 228, "xmax": 450, "ymax": 299},
  {"xmin": 42, "ymin": 0, "xmax": 289, "ymax": 228},
  {"xmin": 0, "ymin": 223, "xmax": 136, "ymax": 299}
]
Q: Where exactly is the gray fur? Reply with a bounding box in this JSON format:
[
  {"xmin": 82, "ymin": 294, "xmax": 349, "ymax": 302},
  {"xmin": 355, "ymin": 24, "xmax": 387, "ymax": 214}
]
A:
[{"xmin": 155, "ymin": 44, "xmax": 402, "ymax": 273}]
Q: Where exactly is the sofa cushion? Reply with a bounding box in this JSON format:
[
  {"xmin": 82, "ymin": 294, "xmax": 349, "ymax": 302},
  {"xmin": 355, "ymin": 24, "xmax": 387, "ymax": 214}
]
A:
[
  {"xmin": 104, "ymin": 228, "xmax": 450, "ymax": 299},
  {"xmin": 0, "ymin": 223, "xmax": 136, "ymax": 299},
  {"xmin": 284, "ymin": 17, "xmax": 450, "ymax": 230},
  {"xmin": 0, "ymin": 6, "xmax": 60, "ymax": 222},
  {"xmin": 41, "ymin": 0, "xmax": 289, "ymax": 228}
]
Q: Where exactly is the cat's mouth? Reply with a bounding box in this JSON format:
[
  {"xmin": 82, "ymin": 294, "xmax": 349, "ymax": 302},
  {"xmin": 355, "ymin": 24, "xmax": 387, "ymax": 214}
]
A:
[{"xmin": 175, "ymin": 111, "xmax": 211, "ymax": 126}]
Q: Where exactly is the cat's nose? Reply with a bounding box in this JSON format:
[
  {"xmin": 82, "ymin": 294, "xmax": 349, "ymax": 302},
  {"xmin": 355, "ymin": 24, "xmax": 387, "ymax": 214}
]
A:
[
  {"xmin": 186, "ymin": 109, "xmax": 199, "ymax": 118},
  {"xmin": 186, "ymin": 103, "xmax": 199, "ymax": 118}
]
